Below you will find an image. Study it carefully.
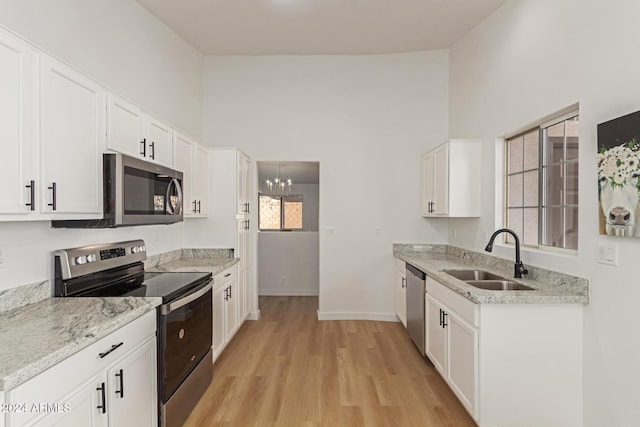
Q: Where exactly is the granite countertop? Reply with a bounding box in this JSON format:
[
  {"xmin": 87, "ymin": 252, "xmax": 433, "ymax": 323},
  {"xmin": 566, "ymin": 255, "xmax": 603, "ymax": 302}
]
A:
[
  {"xmin": 0, "ymin": 296, "xmax": 160, "ymax": 391},
  {"xmin": 144, "ymin": 248, "xmax": 239, "ymax": 275},
  {"xmin": 148, "ymin": 257, "xmax": 238, "ymax": 274},
  {"xmin": 394, "ymin": 244, "xmax": 589, "ymax": 304}
]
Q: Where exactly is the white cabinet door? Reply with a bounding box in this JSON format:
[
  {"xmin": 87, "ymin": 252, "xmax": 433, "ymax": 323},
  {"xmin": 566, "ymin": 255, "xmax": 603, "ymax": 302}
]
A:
[
  {"xmin": 39, "ymin": 57, "xmax": 104, "ymax": 216},
  {"xmin": 107, "ymin": 338, "xmax": 157, "ymax": 427},
  {"xmin": 13, "ymin": 373, "xmax": 107, "ymax": 427},
  {"xmin": 226, "ymin": 279, "xmax": 240, "ymax": 340},
  {"xmin": 432, "ymin": 143, "xmax": 449, "ymax": 215},
  {"xmin": 236, "ymin": 152, "xmax": 250, "ymax": 215},
  {"xmin": 37, "ymin": 375, "xmax": 108, "ymax": 427},
  {"xmin": 173, "ymin": 134, "xmax": 193, "ymax": 215},
  {"xmin": 106, "ymin": 94, "xmax": 145, "ymax": 160},
  {"xmin": 193, "ymin": 144, "xmax": 209, "ymax": 216},
  {"xmin": 212, "ymin": 284, "xmax": 227, "ymax": 362},
  {"xmin": 0, "ymin": 31, "xmax": 36, "ymax": 215},
  {"xmin": 106, "ymin": 95, "xmax": 173, "ymax": 167},
  {"xmin": 144, "ymin": 116, "xmax": 173, "ymax": 167},
  {"xmin": 395, "ymin": 261, "xmax": 407, "ymax": 327},
  {"xmin": 425, "ymin": 294, "xmax": 446, "ymax": 375},
  {"xmin": 447, "ymin": 310, "xmax": 477, "ymax": 418},
  {"xmin": 422, "ymin": 151, "xmax": 435, "ymax": 215}
]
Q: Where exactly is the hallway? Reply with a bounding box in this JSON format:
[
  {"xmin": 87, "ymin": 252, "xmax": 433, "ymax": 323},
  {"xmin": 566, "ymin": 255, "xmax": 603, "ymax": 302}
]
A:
[{"xmin": 184, "ymin": 296, "xmax": 475, "ymax": 426}]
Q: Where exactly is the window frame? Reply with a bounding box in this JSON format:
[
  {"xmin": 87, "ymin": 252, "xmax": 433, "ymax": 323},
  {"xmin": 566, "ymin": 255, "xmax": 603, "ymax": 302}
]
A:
[
  {"xmin": 258, "ymin": 194, "xmax": 304, "ymax": 231},
  {"xmin": 504, "ymin": 110, "xmax": 579, "ymax": 252}
]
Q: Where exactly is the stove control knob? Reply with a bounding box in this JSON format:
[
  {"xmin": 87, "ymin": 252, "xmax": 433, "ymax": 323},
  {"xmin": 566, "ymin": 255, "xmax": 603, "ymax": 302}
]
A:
[
  {"xmin": 75, "ymin": 255, "xmax": 87, "ymax": 265},
  {"xmin": 87, "ymin": 254, "xmax": 97, "ymax": 263},
  {"xmin": 132, "ymin": 246, "xmax": 140, "ymax": 254},
  {"xmin": 140, "ymin": 245, "xmax": 146, "ymax": 252}
]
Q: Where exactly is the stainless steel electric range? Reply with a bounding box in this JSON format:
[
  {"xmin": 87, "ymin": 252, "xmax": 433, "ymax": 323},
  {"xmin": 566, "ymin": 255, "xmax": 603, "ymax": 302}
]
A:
[{"xmin": 54, "ymin": 240, "xmax": 213, "ymax": 427}]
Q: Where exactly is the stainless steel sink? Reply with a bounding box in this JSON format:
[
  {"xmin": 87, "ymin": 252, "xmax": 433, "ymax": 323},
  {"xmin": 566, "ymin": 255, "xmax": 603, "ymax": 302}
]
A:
[
  {"xmin": 466, "ymin": 280, "xmax": 533, "ymax": 291},
  {"xmin": 443, "ymin": 269, "xmax": 506, "ymax": 281},
  {"xmin": 442, "ymin": 269, "xmax": 534, "ymax": 291}
]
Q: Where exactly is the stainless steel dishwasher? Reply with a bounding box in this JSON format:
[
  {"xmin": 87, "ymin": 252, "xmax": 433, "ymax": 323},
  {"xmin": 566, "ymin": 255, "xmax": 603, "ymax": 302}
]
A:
[{"xmin": 406, "ymin": 263, "xmax": 426, "ymax": 355}]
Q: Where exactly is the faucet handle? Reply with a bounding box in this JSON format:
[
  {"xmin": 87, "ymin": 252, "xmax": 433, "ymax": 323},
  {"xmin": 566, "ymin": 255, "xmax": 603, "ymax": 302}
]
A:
[{"xmin": 519, "ymin": 261, "xmax": 528, "ymax": 276}]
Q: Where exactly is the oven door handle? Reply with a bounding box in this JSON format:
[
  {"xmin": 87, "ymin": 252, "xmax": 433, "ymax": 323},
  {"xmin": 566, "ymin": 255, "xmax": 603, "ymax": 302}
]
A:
[{"xmin": 160, "ymin": 281, "xmax": 212, "ymax": 315}]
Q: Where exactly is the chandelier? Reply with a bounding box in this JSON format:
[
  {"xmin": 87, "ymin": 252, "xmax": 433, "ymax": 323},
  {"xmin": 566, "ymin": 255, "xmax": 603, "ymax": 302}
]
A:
[{"xmin": 264, "ymin": 163, "xmax": 292, "ymax": 194}]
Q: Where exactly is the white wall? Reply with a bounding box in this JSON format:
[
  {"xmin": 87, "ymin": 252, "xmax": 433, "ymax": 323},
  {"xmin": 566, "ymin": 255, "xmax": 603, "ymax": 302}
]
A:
[
  {"xmin": 0, "ymin": 0, "xmax": 203, "ymax": 139},
  {"xmin": 203, "ymin": 52, "xmax": 450, "ymax": 319},
  {"xmin": 0, "ymin": 0, "xmax": 203, "ymax": 291},
  {"xmin": 258, "ymin": 232, "xmax": 319, "ymax": 295},
  {"xmin": 449, "ymin": 0, "xmax": 640, "ymax": 424}
]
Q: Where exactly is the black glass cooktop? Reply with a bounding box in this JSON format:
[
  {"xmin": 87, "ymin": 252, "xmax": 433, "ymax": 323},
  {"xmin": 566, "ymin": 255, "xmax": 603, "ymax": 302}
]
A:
[{"xmin": 120, "ymin": 271, "xmax": 212, "ymax": 302}]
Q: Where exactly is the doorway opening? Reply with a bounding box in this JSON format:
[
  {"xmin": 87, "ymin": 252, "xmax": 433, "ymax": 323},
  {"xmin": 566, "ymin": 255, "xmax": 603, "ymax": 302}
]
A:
[{"xmin": 256, "ymin": 161, "xmax": 319, "ymax": 310}]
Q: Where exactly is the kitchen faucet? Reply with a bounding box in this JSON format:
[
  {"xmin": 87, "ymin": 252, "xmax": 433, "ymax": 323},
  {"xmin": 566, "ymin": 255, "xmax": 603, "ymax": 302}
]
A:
[{"xmin": 484, "ymin": 228, "xmax": 529, "ymax": 279}]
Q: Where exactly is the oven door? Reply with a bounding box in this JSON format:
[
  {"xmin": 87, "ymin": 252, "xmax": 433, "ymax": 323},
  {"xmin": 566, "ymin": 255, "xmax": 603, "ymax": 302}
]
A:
[{"xmin": 158, "ymin": 281, "xmax": 212, "ymax": 402}]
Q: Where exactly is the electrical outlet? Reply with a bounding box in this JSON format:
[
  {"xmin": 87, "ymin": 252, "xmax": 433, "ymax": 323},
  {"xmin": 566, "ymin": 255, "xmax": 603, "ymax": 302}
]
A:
[
  {"xmin": 597, "ymin": 244, "xmax": 618, "ymax": 266},
  {"xmin": 0, "ymin": 247, "xmax": 8, "ymax": 269},
  {"xmin": 326, "ymin": 227, "xmax": 336, "ymax": 237},
  {"xmin": 376, "ymin": 228, "xmax": 382, "ymax": 237}
]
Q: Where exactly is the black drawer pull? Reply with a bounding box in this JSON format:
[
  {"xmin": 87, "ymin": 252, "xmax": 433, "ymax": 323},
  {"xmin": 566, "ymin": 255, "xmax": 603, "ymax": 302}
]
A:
[
  {"xmin": 99, "ymin": 342, "xmax": 124, "ymax": 359},
  {"xmin": 224, "ymin": 273, "xmax": 231, "ymax": 278},
  {"xmin": 115, "ymin": 369, "xmax": 124, "ymax": 398},
  {"xmin": 140, "ymin": 138, "xmax": 146, "ymax": 156},
  {"xmin": 25, "ymin": 180, "xmax": 35, "ymax": 210},
  {"xmin": 96, "ymin": 382, "xmax": 106, "ymax": 413},
  {"xmin": 47, "ymin": 182, "xmax": 56, "ymax": 211}
]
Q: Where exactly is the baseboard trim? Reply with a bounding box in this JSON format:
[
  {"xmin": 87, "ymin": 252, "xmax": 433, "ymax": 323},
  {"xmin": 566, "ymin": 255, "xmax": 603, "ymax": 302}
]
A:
[
  {"xmin": 316, "ymin": 311, "xmax": 400, "ymax": 322},
  {"xmin": 247, "ymin": 310, "xmax": 261, "ymax": 320},
  {"xmin": 259, "ymin": 289, "xmax": 319, "ymax": 296}
]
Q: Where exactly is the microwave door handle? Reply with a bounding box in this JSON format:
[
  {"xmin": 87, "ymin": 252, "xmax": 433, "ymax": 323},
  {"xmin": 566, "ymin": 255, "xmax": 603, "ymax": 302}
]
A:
[{"xmin": 165, "ymin": 178, "xmax": 183, "ymax": 215}]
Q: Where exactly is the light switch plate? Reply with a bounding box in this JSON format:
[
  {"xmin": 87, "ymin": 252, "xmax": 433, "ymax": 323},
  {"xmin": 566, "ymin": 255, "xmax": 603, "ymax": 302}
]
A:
[{"xmin": 597, "ymin": 244, "xmax": 618, "ymax": 266}]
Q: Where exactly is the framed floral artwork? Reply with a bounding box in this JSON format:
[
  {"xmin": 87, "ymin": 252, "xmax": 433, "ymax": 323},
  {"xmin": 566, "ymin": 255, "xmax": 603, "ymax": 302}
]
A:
[{"xmin": 597, "ymin": 110, "xmax": 640, "ymax": 237}]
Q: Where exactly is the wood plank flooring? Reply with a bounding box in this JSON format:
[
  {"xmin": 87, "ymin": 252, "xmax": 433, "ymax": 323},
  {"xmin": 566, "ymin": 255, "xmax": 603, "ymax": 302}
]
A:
[{"xmin": 184, "ymin": 296, "xmax": 476, "ymax": 427}]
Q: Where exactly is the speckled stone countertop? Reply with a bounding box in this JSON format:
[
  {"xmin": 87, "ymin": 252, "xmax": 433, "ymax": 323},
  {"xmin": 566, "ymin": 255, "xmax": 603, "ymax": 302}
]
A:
[
  {"xmin": 146, "ymin": 248, "xmax": 238, "ymax": 275},
  {"xmin": 0, "ymin": 294, "xmax": 160, "ymax": 391},
  {"xmin": 394, "ymin": 244, "xmax": 589, "ymax": 304}
]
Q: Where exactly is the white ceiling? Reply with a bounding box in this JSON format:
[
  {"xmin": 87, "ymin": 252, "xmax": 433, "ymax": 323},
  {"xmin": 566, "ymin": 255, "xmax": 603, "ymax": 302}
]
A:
[
  {"xmin": 134, "ymin": 0, "xmax": 507, "ymax": 55},
  {"xmin": 258, "ymin": 162, "xmax": 319, "ymax": 184}
]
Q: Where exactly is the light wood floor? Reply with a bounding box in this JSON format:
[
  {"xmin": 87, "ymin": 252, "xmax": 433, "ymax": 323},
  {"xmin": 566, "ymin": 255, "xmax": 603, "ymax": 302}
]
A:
[{"xmin": 184, "ymin": 296, "xmax": 476, "ymax": 427}]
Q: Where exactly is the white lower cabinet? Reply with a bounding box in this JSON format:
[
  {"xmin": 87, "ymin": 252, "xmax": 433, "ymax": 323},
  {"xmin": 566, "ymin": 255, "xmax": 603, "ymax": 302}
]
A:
[
  {"xmin": 425, "ymin": 276, "xmax": 583, "ymax": 427},
  {"xmin": 212, "ymin": 264, "xmax": 241, "ymax": 363},
  {"xmin": 5, "ymin": 311, "xmax": 157, "ymax": 427},
  {"xmin": 395, "ymin": 259, "xmax": 407, "ymax": 327},
  {"xmin": 425, "ymin": 280, "xmax": 478, "ymax": 419}
]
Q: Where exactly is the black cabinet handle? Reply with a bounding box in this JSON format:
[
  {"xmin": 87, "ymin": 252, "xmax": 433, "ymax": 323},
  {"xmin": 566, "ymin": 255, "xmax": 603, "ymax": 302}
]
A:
[
  {"xmin": 224, "ymin": 287, "xmax": 229, "ymax": 301},
  {"xmin": 25, "ymin": 180, "xmax": 35, "ymax": 211},
  {"xmin": 442, "ymin": 312, "xmax": 448, "ymax": 328},
  {"xmin": 150, "ymin": 141, "xmax": 155, "ymax": 159},
  {"xmin": 244, "ymin": 202, "xmax": 250, "ymax": 213},
  {"xmin": 140, "ymin": 138, "xmax": 146, "ymax": 157},
  {"xmin": 229, "ymin": 284, "xmax": 232, "ymax": 299},
  {"xmin": 224, "ymin": 273, "xmax": 231, "ymax": 278},
  {"xmin": 47, "ymin": 182, "xmax": 56, "ymax": 211},
  {"xmin": 244, "ymin": 219, "xmax": 250, "ymax": 230},
  {"xmin": 439, "ymin": 308, "xmax": 443, "ymax": 327},
  {"xmin": 401, "ymin": 277, "xmax": 406, "ymax": 288},
  {"xmin": 115, "ymin": 369, "xmax": 124, "ymax": 398},
  {"xmin": 99, "ymin": 342, "xmax": 124, "ymax": 359},
  {"xmin": 197, "ymin": 200, "xmax": 201, "ymax": 213},
  {"xmin": 192, "ymin": 200, "xmax": 197, "ymax": 213},
  {"xmin": 96, "ymin": 382, "xmax": 106, "ymax": 413}
]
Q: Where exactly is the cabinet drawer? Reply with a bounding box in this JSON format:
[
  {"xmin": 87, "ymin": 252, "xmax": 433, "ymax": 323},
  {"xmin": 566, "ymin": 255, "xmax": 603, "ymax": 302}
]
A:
[
  {"xmin": 6, "ymin": 311, "xmax": 156, "ymax": 426},
  {"xmin": 426, "ymin": 277, "xmax": 478, "ymax": 327},
  {"xmin": 213, "ymin": 265, "xmax": 238, "ymax": 290}
]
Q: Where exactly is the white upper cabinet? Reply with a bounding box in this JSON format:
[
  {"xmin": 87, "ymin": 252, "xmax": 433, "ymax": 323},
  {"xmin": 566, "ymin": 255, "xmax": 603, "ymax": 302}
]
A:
[
  {"xmin": 193, "ymin": 144, "xmax": 210, "ymax": 216},
  {"xmin": 422, "ymin": 139, "xmax": 481, "ymax": 217},
  {"xmin": 0, "ymin": 30, "xmax": 36, "ymax": 215},
  {"xmin": 106, "ymin": 94, "xmax": 173, "ymax": 167},
  {"xmin": 39, "ymin": 56, "xmax": 105, "ymax": 216},
  {"xmin": 236, "ymin": 151, "xmax": 250, "ymax": 215},
  {"xmin": 174, "ymin": 133, "xmax": 209, "ymax": 217},
  {"xmin": 145, "ymin": 115, "xmax": 173, "ymax": 166}
]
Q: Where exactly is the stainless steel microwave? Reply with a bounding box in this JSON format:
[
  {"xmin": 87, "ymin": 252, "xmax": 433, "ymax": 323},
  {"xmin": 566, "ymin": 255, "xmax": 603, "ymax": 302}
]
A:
[{"xmin": 53, "ymin": 153, "xmax": 183, "ymax": 228}]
